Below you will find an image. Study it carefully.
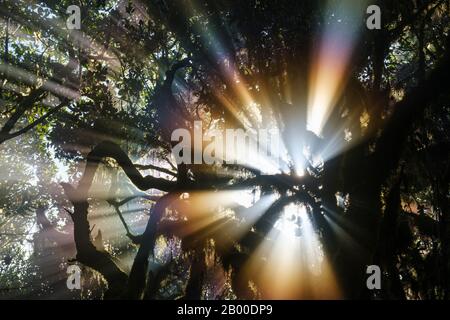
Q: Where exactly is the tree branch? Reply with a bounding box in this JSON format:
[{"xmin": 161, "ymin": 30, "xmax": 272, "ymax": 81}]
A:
[
  {"xmin": 374, "ymin": 36, "xmax": 450, "ymax": 181},
  {"xmin": 126, "ymin": 192, "xmax": 180, "ymax": 299},
  {"xmin": 108, "ymin": 203, "xmax": 142, "ymax": 244},
  {"xmin": 61, "ymin": 141, "xmax": 179, "ymax": 298},
  {"xmin": 5, "ymin": 99, "xmax": 68, "ymax": 142},
  {"xmin": 0, "ymin": 88, "xmax": 47, "ymax": 143},
  {"xmin": 76, "ymin": 141, "xmax": 177, "ymax": 199},
  {"xmin": 133, "ymin": 163, "xmax": 177, "ymax": 177},
  {"xmin": 107, "ymin": 195, "xmax": 161, "ymax": 244},
  {"xmin": 61, "ymin": 183, "xmax": 128, "ymax": 299}
]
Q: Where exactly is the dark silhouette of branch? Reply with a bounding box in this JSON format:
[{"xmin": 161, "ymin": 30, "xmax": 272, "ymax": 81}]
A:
[
  {"xmin": 4, "ymin": 99, "xmax": 69, "ymax": 141},
  {"xmin": 61, "ymin": 141, "xmax": 181, "ymax": 298},
  {"xmin": 61, "ymin": 182, "xmax": 128, "ymax": 299},
  {"xmin": 77, "ymin": 141, "xmax": 177, "ymax": 198},
  {"xmin": 133, "ymin": 163, "xmax": 177, "ymax": 177},
  {"xmin": 0, "ymin": 88, "xmax": 47, "ymax": 144},
  {"xmin": 109, "ymin": 195, "xmax": 162, "ymax": 207},
  {"xmin": 107, "ymin": 195, "xmax": 161, "ymax": 244},
  {"xmin": 126, "ymin": 192, "xmax": 180, "ymax": 299}
]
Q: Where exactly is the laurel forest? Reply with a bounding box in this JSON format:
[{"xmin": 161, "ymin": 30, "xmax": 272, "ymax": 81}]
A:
[{"xmin": 0, "ymin": 0, "xmax": 449, "ymax": 300}]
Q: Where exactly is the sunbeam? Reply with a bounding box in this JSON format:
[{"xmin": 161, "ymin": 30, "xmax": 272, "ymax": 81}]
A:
[
  {"xmin": 307, "ymin": 0, "xmax": 368, "ymax": 136},
  {"xmin": 243, "ymin": 203, "xmax": 341, "ymax": 299}
]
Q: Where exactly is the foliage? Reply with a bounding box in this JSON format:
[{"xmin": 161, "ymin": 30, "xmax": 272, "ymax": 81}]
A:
[{"xmin": 0, "ymin": 0, "xmax": 449, "ymax": 299}]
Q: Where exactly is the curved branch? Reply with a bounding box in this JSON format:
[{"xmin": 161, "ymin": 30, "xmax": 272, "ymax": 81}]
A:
[
  {"xmin": 6, "ymin": 99, "xmax": 68, "ymax": 141},
  {"xmin": 108, "ymin": 204, "xmax": 142, "ymax": 244},
  {"xmin": 133, "ymin": 163, "xmax": 177, "ymax": 177},
  {"xmin": 107, "ymin": 195, "xmax": 161, "ymax": 244},
  {"xmin": 77, "ymin": 141, "xmax": 177, "ymax": 199},
  {"xmin": 109, "ymin": 194, "xmax": 162, "ymax": 207},
  {"xmin": 0, "ymin": 88, "xmax": 47, "ymax": 144}
]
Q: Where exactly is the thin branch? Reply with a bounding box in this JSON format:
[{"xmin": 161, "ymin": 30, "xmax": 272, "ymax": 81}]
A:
[
  {"xmin": 6, "ymin": 99, "xmax": 69, "ymax": 141},
  {"xmin": 112, "ymin": 195, "xmax": 161, "ymax": 207},
  {"xmin": 107, "ymin": 203, "xmax": 142, "ymax": 244},
  {"xmin": 76, "ymin": 141, "xmax": 177, "ymax": 200},
  {"xmin": 164, "ymin": 156, "xmax": 177, "ymax": 171},
  {"xmin": 0, "ymin": 87, "xmax": 47, "ymax": 142},
  {"xmin": 133, "ymin": 163, "xmax": 177, "ymax": 177}
]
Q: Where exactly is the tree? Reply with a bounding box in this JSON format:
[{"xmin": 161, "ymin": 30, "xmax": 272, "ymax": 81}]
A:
[{"xmin": 1, "ymin": 0, "xmax": 449, "ymax": 299}]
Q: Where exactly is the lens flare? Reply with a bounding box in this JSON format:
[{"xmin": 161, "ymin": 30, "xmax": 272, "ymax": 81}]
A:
[
  {"xmin": 307, "ymin": 0, "xmax": 368, "ymax": 136},
  {"xmin": 243, "ymin": 203, "xmax": 341, "ymax": 299}
]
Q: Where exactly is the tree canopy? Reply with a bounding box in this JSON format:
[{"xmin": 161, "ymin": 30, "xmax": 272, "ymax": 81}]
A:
[{"xmin": 0, "ymin": 0, "xmax": 449, "ymax": 299}]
